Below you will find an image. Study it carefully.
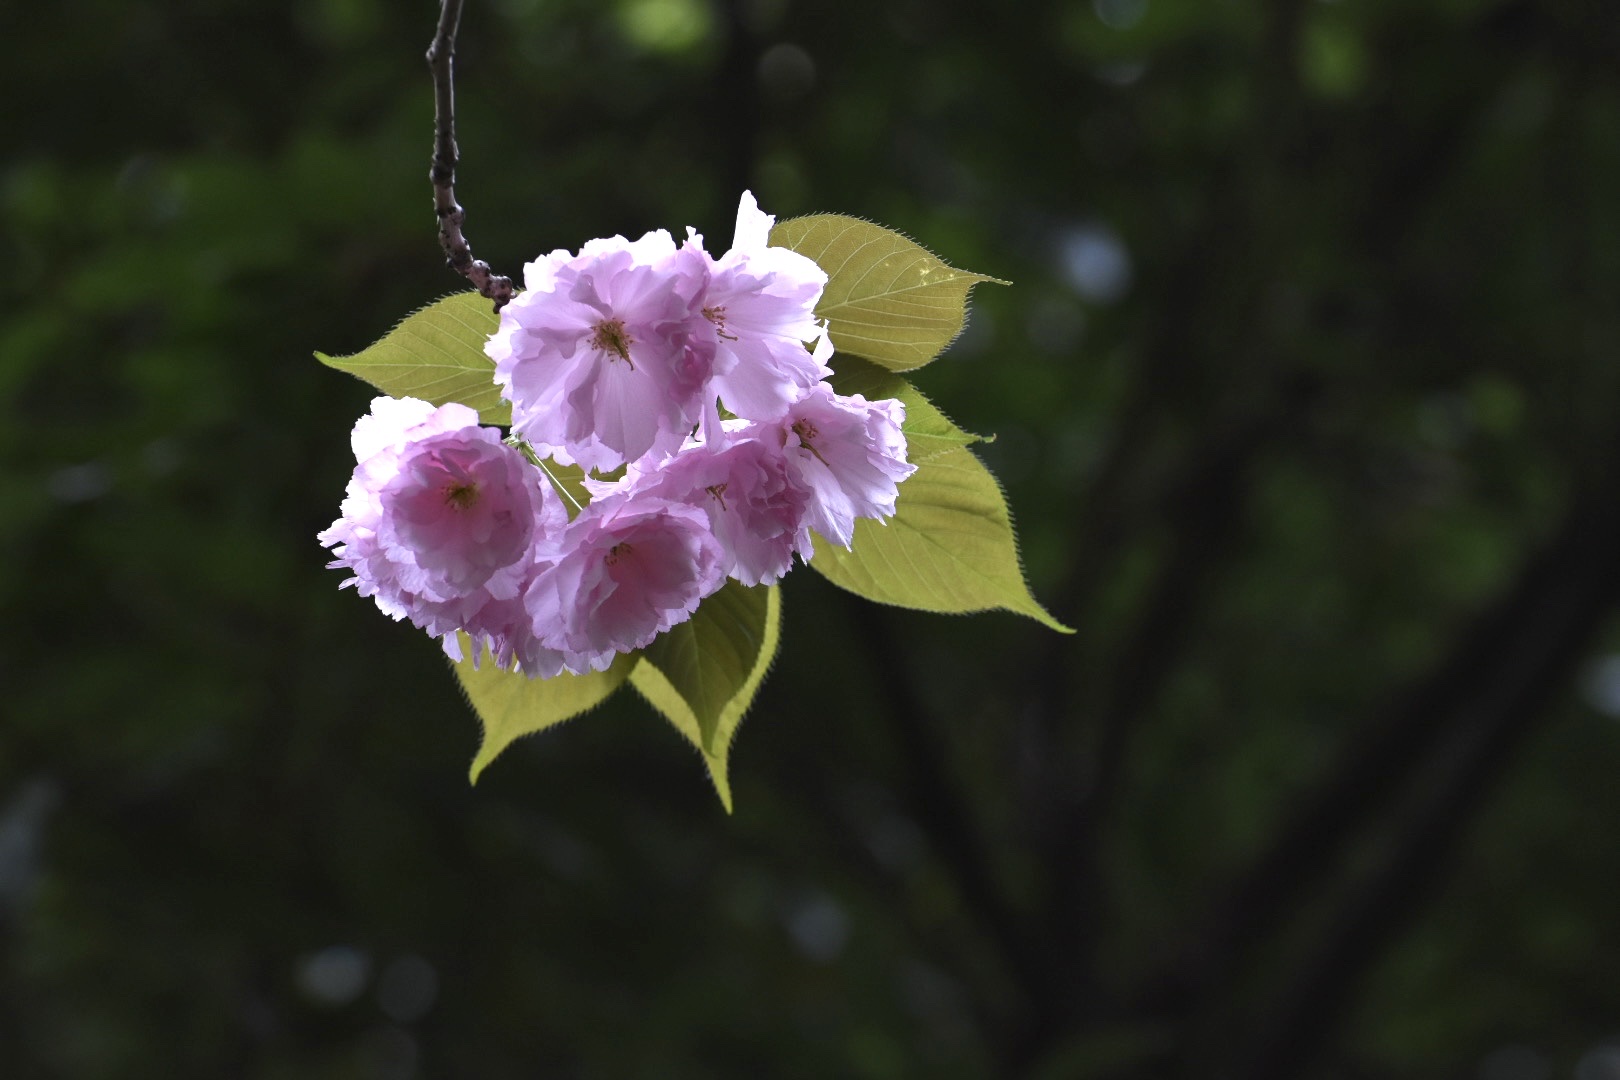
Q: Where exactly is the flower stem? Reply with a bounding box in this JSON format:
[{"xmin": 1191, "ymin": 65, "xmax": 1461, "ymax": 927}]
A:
[{"xmin": 427, "ymin": 0, "xmax": 515, "ymax": 311}]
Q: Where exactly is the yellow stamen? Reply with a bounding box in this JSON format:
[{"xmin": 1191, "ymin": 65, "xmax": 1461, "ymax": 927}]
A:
[
  {"xmin": 590, "ymin": 319, "xmax": 635, "ymax": 368},
  {"xmin": 444, "ymin": 482, "xmax": 480, "ymax": 510}
]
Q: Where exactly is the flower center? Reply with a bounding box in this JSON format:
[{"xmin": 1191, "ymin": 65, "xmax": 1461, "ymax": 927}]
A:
[
  {"xmin": 791, "ymin": 419, "xmax": 831, "ymax": 466},
  {"xmin": 605, "ymin": 542, "xmax": 634, "ymax": 566},
  {"xmin": 703, "ymin": 305, "xmax": 737, "ymax": 341},
  {"xmin": 590, "ymin": 318, "xmax": 635, "ymax": 368},
  {"xmin": 443, "ymin": 481, "xmax": 481, "ymax": 510},
  {"xmin": 705, "ymin": 482, "xmax": 730, "ymax": 512}
]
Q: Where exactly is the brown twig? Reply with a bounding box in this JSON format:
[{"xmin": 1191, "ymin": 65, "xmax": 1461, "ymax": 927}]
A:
[{"xmin": 428, "ymin": 0, "xmax": 515, "ymax": 311}]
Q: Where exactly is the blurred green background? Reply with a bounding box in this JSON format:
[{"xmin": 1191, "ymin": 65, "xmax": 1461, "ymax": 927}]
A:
[{"xmin": 6, "ymin": 0, "xmax": 1620, "ymax": 1076}]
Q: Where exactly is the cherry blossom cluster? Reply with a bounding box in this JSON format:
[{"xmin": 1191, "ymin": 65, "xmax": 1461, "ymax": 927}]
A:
[{"xmin": 320, "ymin": 194, "xmax": 916, "ymax": 676}]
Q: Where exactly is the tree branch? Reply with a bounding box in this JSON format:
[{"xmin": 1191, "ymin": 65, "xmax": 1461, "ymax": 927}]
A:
[
  {"xmin": 1140, "ymin": 491, "xmax": 1599, "ymax": 1015},
  {"xmin": 843, "ymin": 597, "xmax": 1040, "ymax": 1014},
  {"xmin": 428, "ymin": 0, "xmax": 515, "ymax": 311},
  {"xmin": 1124, "ymin": 1, "xmax": 1576, "ymax": 1025},
  {"xmin": 1031, "ymin": 398, "xmax": 1288, "ymax": 1021},
  {"xmin": 1223, "ymin": 486, "xmax": 1620, "ymax": 1079}
]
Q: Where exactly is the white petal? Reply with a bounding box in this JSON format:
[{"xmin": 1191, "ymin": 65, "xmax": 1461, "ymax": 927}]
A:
[{"xmin": 731, "ymin": 191, "xmax": 774, "ymax": 254}]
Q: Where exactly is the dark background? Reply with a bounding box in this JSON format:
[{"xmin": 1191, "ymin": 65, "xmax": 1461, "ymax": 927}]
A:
[{"xmin": 5, "ymin": 0, "xmax": 1620, "ymax": 1076}]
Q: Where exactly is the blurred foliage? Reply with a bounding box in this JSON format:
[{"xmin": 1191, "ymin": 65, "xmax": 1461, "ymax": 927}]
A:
[{"xmin": 5, "ymin": 0, "xmax": 1620, "ymax": 1077}]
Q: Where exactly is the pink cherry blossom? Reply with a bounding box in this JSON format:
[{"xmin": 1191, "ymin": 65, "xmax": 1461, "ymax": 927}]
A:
[
  {"xmin": 616, "ymin": 424, "xmax": 811, "ymax": 586},
  {"xmin": 487, "ymin": 230, "xmax": 712, "ymax": 472},
  {"xmin": 320, "ymin": 396, "xmax": 568, "ymax": 675},
  {"xmin": 524, "ymin": 495, "xmax": 727, "ymax": 673},
  {"xmin": 376, "ymin": 428, "xmax": 536, "ymax": 600},
  {"xmin": 772, "ymin": 384, "xmax": 917, "ymax": 549},
  {"xmin": 691, "ymin": 192, "xmax": 832, "ymax": 421},
  {"xmin": 445, "ymin": 593, "xmax": 568, "ymax": 680}
]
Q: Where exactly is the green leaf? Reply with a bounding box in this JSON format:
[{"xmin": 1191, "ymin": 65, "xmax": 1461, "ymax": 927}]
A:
[
  {"xmin": 810, "ymin": 447, "xmax": 1073, "ymax": 633},
  {"xmin": 316, "ymin": 291, "xmax": 508, "ymax": 425},
  {"xmin": 535, "ymin": 458, "xmax": 591, "ymax": 517},
  {"xmin": 454, "ymin": 635, "xmax": 635, "ymax": 783},
  {"xmin": 770, "ymin": 215, "xmax": 1005, "ymax": 372},
  {"xmin": 826, "ymin": 353, "xmax": 986, "ymax": 463},
  {"xmin": 630, "ymin": 581, "xmax": 782, "ymax": 812}
]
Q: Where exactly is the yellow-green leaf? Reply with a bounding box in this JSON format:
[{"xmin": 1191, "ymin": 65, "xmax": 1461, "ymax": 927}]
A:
[
  {"xmin": 630, "ymin": 582, "xmax": 782, "ymax": 812},
  {"xmin": 810, "ymin": 448, "xmax": 1072, "ymax": 633},
  {"xmin": 316, "ymin": 291, "xmax": 508, "ymax": 424},
  {"xmin": 826, "ymin": 353, "xmax": 986, "ymax": 463},
  {"xmin": 770, "ymin": 215, "xmax": 1005, "ymax": 372},
  {"xmin": 535, "ymin": 459, "xmax": 591, "ymax": 518},
  {"xmin": 454, "ymin": 635, "xmax": 635, "ymax": 783}
]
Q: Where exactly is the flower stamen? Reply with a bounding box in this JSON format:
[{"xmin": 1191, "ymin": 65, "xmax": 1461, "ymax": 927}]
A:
[
  {"xmin": 791, "ymin": 419, "xmax": 831, "ymax": 466},
  {"xmin": 443, "ymin": 481, "xmax": 481, "ymax": 510},
  {"xmin": 590, "ymin": 318, "xmax": 636, "ymax": 368},
  {"xmin": 703, "ymin": 305, "xmax": 738, "ymax": 341}
]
